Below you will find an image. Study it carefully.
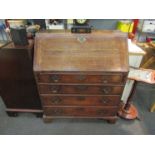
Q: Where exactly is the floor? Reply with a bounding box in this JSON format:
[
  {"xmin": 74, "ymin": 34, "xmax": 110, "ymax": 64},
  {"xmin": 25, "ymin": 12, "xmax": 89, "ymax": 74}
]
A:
[{"xmin": 0, "ymin": 82, "xmax": 155, "ymax": 135}]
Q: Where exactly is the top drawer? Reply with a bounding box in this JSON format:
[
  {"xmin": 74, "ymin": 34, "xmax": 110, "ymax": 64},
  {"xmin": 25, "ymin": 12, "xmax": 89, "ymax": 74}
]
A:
[{"xmin": 36, "ymin": 73, "xmax": 126, "ymax": 84}]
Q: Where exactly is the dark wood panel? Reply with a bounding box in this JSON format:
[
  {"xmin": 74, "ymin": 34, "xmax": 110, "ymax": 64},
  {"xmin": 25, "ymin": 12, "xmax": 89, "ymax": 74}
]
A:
[
  {"xmin": 41, "ymin": 95, "xmax": 120, "ymax": 106},
  {"xmin": 44, "ymin": 106, "xmax": 118, "ymax": 117},
  {"xmin": 38, "ymin": 84, "xmax": 124, "ymax": 95},
  {"xmin": 0, "ymin": 41, "xmax": 42, "ymax": 111}
]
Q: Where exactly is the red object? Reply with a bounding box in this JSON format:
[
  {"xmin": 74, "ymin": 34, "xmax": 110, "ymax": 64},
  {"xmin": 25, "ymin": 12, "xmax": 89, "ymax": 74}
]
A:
[
  {"xmin": 146, "ymin": 38, "xmax": 152, "ymax": 42},
  {"xmin": 118, "ymin": 103, "xmax": 138, "ymax": 120},
  {"xmin": 118, "ymin": 81, "xmax": 139, "ymax": 120},
  {"xmin": 132, "ymin": 19, "xmax": 139, "ymax": 34}
]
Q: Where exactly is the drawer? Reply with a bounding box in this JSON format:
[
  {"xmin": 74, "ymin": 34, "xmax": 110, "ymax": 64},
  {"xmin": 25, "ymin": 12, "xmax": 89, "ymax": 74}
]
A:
[
  {"xmin": 41, "ymin": 95, "xmax": 120, "ymax": 106},
  {"xmin": 38, "ymin": 84, "xmax": 124, "ymax": 95},
  {"xmin": 36, "ymin": 73, "xmax": 125, "ymax": 84},
  {"xmin": 44, "ymin": 106, "xmax": 118, "ymax": 117}
]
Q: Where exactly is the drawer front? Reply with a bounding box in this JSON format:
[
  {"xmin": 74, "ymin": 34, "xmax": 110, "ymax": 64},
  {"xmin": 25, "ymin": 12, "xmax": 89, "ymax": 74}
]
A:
[
  {"xmin": 37, "ymin": 73, "xmax": 125, "ymax": 84},
  {"xmin": 38, "ymin": 84, "xmax": 124, "ymax": 95},
  {"xmin": 41, "ymin": 95, "xmax": 120, "ymax": 106},
  {"xmin": 44, "ymin": 106, "xmax": 118, "ymax": 117}
]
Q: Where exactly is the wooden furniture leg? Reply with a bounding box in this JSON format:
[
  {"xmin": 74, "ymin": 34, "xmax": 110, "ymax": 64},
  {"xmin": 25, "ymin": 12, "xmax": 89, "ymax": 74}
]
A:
[
  {"xmin": 107, "ymin": 118, "xmax": 117, "ymax": 124},
  {"xmin": 7, "ymin": 111, "xmax": 18, "ymax": 117},
  {"xmin": 43, "ymin": 115, "xmax": 53, "ymax": 123},
  {"xmin": 118, "ymin": 82, "xmax": 138, "ymax": 120}
]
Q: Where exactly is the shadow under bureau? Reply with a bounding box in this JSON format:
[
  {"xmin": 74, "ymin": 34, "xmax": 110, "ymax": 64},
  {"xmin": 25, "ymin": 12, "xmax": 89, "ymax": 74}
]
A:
[{"xmin": 34, "ymin": 30, "xmax": 129, "ymax": 123}]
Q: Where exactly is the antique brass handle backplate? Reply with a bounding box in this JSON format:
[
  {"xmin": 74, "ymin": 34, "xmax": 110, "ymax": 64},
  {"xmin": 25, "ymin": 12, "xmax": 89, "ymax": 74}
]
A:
[{"xmin": 77, "ymin": 36, "xmax": 86, "ymax": 43}]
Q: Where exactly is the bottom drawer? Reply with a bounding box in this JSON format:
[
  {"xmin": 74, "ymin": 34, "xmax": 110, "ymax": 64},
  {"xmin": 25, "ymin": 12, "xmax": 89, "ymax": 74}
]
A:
[{"xmin": 44, "ymin": 106, "xmax": 118, "ymax": 117}]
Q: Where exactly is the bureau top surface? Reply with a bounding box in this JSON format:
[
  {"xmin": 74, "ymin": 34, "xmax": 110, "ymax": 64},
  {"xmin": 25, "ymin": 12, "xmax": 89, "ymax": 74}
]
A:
[{"xmin": 34, "ymin": 30, "xmax": 129, "ymax": 72}]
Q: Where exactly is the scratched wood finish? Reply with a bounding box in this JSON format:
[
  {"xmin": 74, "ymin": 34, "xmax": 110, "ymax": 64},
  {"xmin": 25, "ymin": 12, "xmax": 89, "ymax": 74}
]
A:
[
  {"xmin": 43, "ymin": 106, "xmax": 118, "ymax": 117},
  {"xmin": 40, "ymin": 95, "xmax": 120, "ymax": 106},
  {"xmin": 34, "ymin": 31, "xmax": 129, "ymax": 123},
  {"xmin": 38, "ymin": 84, "xmax": 123, "ymax": 95},
  {"xmin": 33, "ymin": 31, "xmax": 129, "ymax": 72},
  {"xmin": 36, "ymin": 73, "xmax": 125, "ymax": 84}
]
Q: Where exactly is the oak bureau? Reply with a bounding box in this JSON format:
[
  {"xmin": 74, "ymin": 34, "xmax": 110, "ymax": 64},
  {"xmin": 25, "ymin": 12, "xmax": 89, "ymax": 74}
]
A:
[{"xmin": 33, "ymin": 30, "xmax": 129, "ymax": 123}]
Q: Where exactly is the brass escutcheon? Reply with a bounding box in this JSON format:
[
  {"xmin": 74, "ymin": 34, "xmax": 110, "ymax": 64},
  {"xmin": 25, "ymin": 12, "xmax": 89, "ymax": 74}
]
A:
[{"xmin": 77, "ymin": 36, "xmax": 86, "ymax": 43}]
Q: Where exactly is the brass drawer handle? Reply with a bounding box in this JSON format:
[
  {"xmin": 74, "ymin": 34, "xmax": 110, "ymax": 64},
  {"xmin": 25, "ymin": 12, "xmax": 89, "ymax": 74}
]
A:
[
  {"xmin": 76, "ymin": 75, "xmax": 86, "ymax": 81},
  {"xmin": 102, "ymin": 76, "xmax": 108, "ymax": 84},
  {"xmin": 76, "ymin": 85, "xmax": 88, "ymax": 91},
  {"xmin": 50, "ymin": 75, "xmax": 60, "ymax": 83},
  {"xmin": 100, "ymin": 98, "xmax": 110, "ymax": 104},
  {"xmin": 101, "ymin": 87, "xmax": 111, "ymax": 94},
  {"xmin": 50, "ymin": 86, "xmax": 60, "ymax": 93},
  {"xmin": 51, "ymin": 97, "xmax": 62, "ymax": 104}
]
